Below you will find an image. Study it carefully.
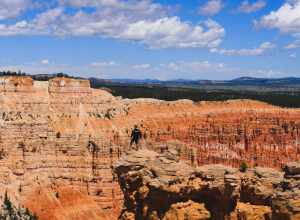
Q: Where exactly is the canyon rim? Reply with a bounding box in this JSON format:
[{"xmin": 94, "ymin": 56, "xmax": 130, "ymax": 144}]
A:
[
  {"xmin": 0, "ymin": 76, "xmax": 300, "ymax": 219},
  {"xmin": 1, "ymin": 0, "xmax": 300, "ymax": 219}
]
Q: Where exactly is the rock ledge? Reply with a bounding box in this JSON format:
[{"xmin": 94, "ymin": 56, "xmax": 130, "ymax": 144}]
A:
[{"xmin": 114, "ymin": 150, "xmax": 300, "ymax": 220}]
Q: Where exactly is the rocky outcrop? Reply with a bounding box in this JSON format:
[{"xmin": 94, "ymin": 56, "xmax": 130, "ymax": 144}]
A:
[
  {"xmin": 0, "ymin": 77, "xmax": 124, "ymax": 219},
  {"xmin": 163, "ymin": 201, "xmax": 210, "ymax": 220},
  {"xmin": 24, "ymin": 185, "xmax": 111, "ymax": 220},
  {"xmin": 0, "ymin": 76, "xmax": 34, "ymax": 92},
  {"xmin": 229, "ymin": 203, "xmax": 272, "ymax": 220},
  {"xmin": 114, "ymin": 149, "xmax": 300, "ymax": 220},
  {"xmin": 1, "ymin": 76, "xmax": 300, "ymax": 219},
  {"xmin": 48, "ymin": 77, "xmax": 92, "ymax": 94}
]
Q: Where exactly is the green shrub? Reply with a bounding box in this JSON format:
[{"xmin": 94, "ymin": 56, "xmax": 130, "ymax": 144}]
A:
[
  {"xmin": 1, "ymin": 191, "xmax": 38, "ymax": 219},
  {"xmin": 240, "ymin": 162, "xmax": 248, "ymax": 173}
]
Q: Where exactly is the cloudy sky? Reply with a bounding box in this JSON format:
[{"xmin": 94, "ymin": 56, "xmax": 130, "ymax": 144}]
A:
[{"xmin": 0, "ymin": 0, "xmax": 299, "ymax": 80}]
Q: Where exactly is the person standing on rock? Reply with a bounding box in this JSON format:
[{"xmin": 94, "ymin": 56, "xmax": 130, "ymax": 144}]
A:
[{"xmin": 130, "ymin": 125, "xmax": 142, "ymax": 150}]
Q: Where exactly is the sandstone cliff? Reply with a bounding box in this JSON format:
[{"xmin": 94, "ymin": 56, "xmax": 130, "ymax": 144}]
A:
[
  {"xmin": 114, "ymin": 149, "xmax": 300, "ymax": 220},
  {"xmin": 1, "ymin": 76, "xmax": 300, "ymax": 219}
]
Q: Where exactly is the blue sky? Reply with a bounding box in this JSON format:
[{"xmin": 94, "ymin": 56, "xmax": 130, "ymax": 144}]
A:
[{"xmin": 0, "ymin": 0, "xmax": 299, "ymax": 80}]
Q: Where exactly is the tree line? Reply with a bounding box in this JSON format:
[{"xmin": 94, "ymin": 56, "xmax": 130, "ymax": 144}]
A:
[
  {"xmin": 0, "ymin": 71, "xmax": 79, "ymax": 81},
  {"xmin": 91, "ymin": 83, "xmax": 300, "ymax": 108}
]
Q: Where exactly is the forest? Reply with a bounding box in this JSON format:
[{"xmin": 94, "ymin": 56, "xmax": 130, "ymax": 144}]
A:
[{"xmin": 91, "ymin": 83, "xmax": 300, "ymax": 108}]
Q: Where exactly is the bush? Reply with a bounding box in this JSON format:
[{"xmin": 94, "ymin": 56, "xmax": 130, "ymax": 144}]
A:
[
  {"xmin": 240, "ymin": 162, "xmax": 248, "ymax": 172},
  {"xmin": 56, "ymin": 132, "xmax": 61, "ymax": 139},
  {"xmin": 1, "ymin": 191, "xmax": 38, "ymax": 219}
]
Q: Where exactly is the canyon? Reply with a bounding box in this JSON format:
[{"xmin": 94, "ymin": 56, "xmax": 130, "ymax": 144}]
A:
[{"xmin": 0, "ymin": 76, "xmax": 300, "ymax": 219}]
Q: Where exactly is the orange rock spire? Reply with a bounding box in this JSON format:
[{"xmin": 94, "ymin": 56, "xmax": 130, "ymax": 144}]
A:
[{"xmin": 0, "ymin": 76, "xmax": 300, "ymax": 219}]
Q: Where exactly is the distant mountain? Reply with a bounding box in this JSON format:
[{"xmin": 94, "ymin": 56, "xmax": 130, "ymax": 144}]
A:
[
  {"xmin": 89, "ymin": 77, "xmax": 113, "ymax": 85},
  {"xmin": 109, "ymin": 79, "xmax": 162, "ymax": 84},
  {"xmin": 90, "ymin": 76, "xmax": 300, "ymax": 87},
  {"xmin": 2, "ymin": 72, "xmax": 300, "ymax": 88},
  {"xmin": 229, "ymin": 77, "xmax": 300, "ymax": 86}
]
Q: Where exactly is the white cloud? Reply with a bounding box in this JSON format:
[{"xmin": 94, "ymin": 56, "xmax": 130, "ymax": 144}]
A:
[
  {"xmin": 247, "ymin": 69, "xmax": 286, "ymax": 78},
  {"xmin": 290, "ymin": 53, "xmax": 297, "ymax": 58},
  {"xmin": 238, "ymin": 1, "xmax": 266, "ymax": 13},
  {"xmin": 59, "ymin": 0, "xmax": 121, "ymax": 7},
  {"xmin": 160, "ymin": 60, "xmax": 230, "ymax": 75},
  {"xmin": 41, "ymin": 59, "xmax": 49, "ymax": 65},
  {"xmin": 285, "ymin": 40, "xmax": 300, "ymax": 49},
  {"xmin": 0, "ymin": 1, "xmax": 225, "ymax": 49},
  {"xmin": 198, "ymin": 0, "xmax": 224, "ymax": 16},
  {"xmin": 0, "ymin": 0, "xmax": 31, "ymax": 20},
  {"xmin": 59, "ymin": 0, "xmax": 167, "ymax": 16},
  {"xmin": 119, "ymin": 18, "xmax": 224, "ymax": 49},
  {"xmin": 256, "ymin": 0, "xmax": 300, "ymax": 35},
  {"xmin": 257, "ymin": 1, "xmax": 300, "ymax": 51},
  {"xmin": 132, "ymin": 64, "xmax": 151, "ymax": 69},
  {"xmin": 210, "ymin": 41, "xmax": 276, "ymax": 56},
  {"xmin": 91, "ymin": 61, "xmax": 117, "ymax": 67},
  {"xmin": 0, "ymin": 8, "xmax": 64, "ymax": 36}
]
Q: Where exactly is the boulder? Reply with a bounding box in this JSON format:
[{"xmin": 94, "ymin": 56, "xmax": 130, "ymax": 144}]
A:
[
  {"xmin": 163, "ymin": 201, "xmax": 210, "ymax": 220},
  {"xmin": 284, "ymin": 162, "xmax": 300, "ymax": 176},
  {"xmin": 230, "ymin": 202, "xmax": 272, "ymax": 220}
]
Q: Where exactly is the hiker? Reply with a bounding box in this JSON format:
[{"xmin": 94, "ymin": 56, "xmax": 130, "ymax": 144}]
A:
[{"xmin": 130, "ymin": 125, "xmax": 142, "ymax": 150}]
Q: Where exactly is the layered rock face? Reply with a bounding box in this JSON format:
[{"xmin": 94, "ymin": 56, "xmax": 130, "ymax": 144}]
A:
[
  {"xmin": 0, "ymin": 76, "xmax": 300, "ymax": 219},
  {"xmin": 114, "ymin": 149, "xmax": 300, "ymax": 220},
  {"xmin": 0, "ymin": 77, "xmax": 122, "ymax": 219}
]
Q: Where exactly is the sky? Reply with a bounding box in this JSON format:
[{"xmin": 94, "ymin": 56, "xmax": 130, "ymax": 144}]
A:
[{"xmin": 0, "ymin": 0, "xmax": 299, "ymax": 80}]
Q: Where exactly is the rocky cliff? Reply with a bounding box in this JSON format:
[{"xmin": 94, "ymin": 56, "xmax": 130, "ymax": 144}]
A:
[
  {"xmin": 0, "ymin": 76, "xmax": 300, "ymax": 219},
  {"xmin": 114, "ymin": 149, "xmax": 300, "ymax": 220}
]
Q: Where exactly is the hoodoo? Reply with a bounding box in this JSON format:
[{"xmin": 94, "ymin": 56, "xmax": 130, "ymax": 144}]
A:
[{"xmin": 0, "ymin": 76, "xmax": 300, "ymax": 219}]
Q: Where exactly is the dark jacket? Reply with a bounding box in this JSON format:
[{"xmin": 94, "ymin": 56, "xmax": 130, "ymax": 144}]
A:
[{"xmin": 131, "ymin": 128, "xmax": 142, "ymax": 140}]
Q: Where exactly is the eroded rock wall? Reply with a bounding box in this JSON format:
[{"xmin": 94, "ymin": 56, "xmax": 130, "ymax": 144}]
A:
[
  {"xmin": 0, "ymin": 76, "xmax": 300, "ymax": 219},
  {"xmin": 114, "ymin": 149, "xmax": 300, "ymax": 220},
  {"xmin": 0, "ymin": 77, "xmax": 124, "ymax": 219}
]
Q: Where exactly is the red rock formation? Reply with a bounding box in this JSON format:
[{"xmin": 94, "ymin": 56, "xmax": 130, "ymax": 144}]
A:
[
  {"xmin": 1, "ymin": 76, "xmax": 300, "ymax": 219},
  {"xmin": 0, "ymin": 77, "xmax": 124, "ymax": 219},
  {"xmin": 114, "ymin": 149, "xmax": 300, "ymax": 220},
  {"xmin": 0, "ymin": 76, "xmax": 34, "ymax": 92},
  {"xmin": 124, "ymin": 100, "xmax": 300, "ymax": 169},
  {"xmin": 24, "ymin": 185, "xmax": 111, "ymax": 220}
]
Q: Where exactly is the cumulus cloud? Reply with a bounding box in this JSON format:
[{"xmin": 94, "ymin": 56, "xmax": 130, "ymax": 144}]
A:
[
  {"xmin": 210, "ymin": 41, "xmax": 275, "ymax": 56},
  {"xmin": 256, "ymin": 0, "xmax": 300, "ymax": 33},
  {"xmin": 198, "ymin": 0, "xmax": 224, "ymax": 16},
  {"xmin": 119, "ymin": 18, "xmax": 224, "ymax": 49},
  {"xmin": 256, "ymin": 0, "xmax": 300, "ymax": 51},
  {"xmin": 41, "ymin": 59, "xmax": 49, "ymax": 65},
  {"xmin": 132, "ymin": 64, "xmax": 151, "ymax": 69},
  {"xmin": 0, "ymin": 0, "xmax": 31, "ymax": 20},
  {"xmin": 0, "ymin": 0, "xmax": 225, "ymax": 49},
  {"xmin": 91, "ymin": 61, "xmax": 117, "ymax": 67},
  {"xmin": 160, "ymin": 60, "xmax": 229, "ymax": 74},
  {"xmin": 59, "ymin": 0, "xmax": 167, "ymax": 17},
  {"xmin": 59, "ymin": 0, "xmax": 121, "ymax": 7},
  {"xmin": 242, "ymin": 69, "xmax": 286, "ymax": 78},
  {"xmin": 238, "ymin": 0, "xmax": 266, "ymax": 13},
  {"xmin": 285, "ymin": 40, "xmax": 300, "ymax": 49}
]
